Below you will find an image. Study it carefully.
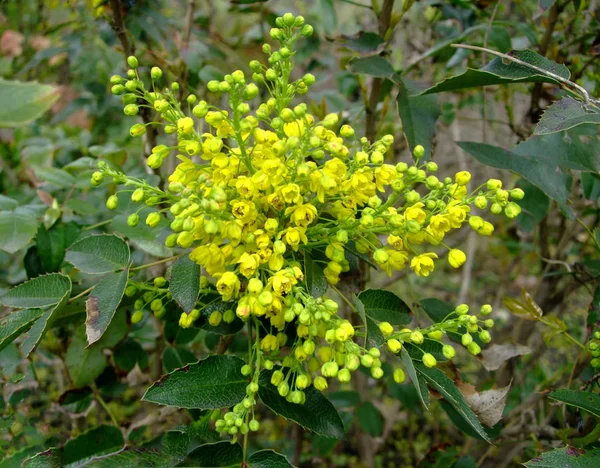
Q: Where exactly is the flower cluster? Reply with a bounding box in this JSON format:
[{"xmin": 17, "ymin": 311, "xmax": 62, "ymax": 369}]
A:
[
  {"xmin": 95, "ymin": 13, "xmax": 520, "ymax": 440},
  {"xmin": 588, "ymin": 331, "xmax": 600, "ymax": 369}
]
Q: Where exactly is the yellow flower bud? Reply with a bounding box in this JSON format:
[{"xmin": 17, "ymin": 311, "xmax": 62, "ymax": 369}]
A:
[
  {"xmin": 448, "ymin": 249, "xmax": 466, "ymax": 268},
  {"xmin": 422, "ymin": 353, "xmax": 437, "ymax": 368}
]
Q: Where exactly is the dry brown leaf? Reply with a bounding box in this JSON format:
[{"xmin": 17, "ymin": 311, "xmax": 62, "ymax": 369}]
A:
[
  {"xmin": 481, "ymin": 343, "xmax": 532, "ymax": 371},
  {"xmin": 458, "ymin": 382, "xmax": 511, "ymax": 427}
]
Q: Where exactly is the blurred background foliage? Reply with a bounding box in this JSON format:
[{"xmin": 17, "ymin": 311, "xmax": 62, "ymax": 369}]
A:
[{"xmin": 1, "ymin": 0, "xmax": 600, "ymax": 466}]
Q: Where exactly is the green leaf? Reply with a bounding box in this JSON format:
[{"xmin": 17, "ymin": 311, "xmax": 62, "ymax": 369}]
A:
[
  {"xmin": 258, "ymin": 369, "xmax": 345, "ymax": 439},
  {"xmin": 65, "ymin": 234, "xmax": 131, "ymax": 274},
  {"xmin": 169, "ymin": 255, "xmax": 200, "ymax": 313},
  {"xmin": 83, "ymin": 449, "xmax": 177, "ymax": 468},
  {"xmin": 0, "ymin": 446, "xmax": 43, "ymax": 468},
  {"xmin": 0, "ymin": 195, "xmax": 18, "ymax": 211},
  {"xmin": 23, "ymin": 449, "xmax": 63, "ymax": 468},
  {"xmin": 112, "ymin": 212, "xmax": 173, "ymax": 259},
  {"xmin": 524, "ymin": 446, "xmax": 600, "ymax": 467},
  {"xmin": 0, "ymin": 207, "xmax": 40, "ymax": 254},
  {"xmin": 0, "ymin": 79, "xmax": 60, "ymax": 127},
  {"xmin": 340, "ymin": 32, "xmax": 385, "ymax": 54},
  {"xmin": 85, "ymin": 269, "xmax": 129, "ymax": 346},
  {"xmin": 347, "ymin": 56, "xmax": 397, "ymax": 80},
  {"xmin": 352, "ymin": 294, "xmax": 385, "ymax": 348},
  {"xmin": 399, "ymin": 347, "xmax": 429, "ymax": 409},
  {"xmin": 516, "ymin": 179, "xmax": 550, "ymax": 232},
  {"xmin": 0, "ymin": 273, "xmax": 72, "ymax": 309},
  {"xmin": 305, "ymin": 253, "xmax": 328, "ymax": 298},
  {"xmin": 420, "ymin": 298, "xmax": 454, "ymax": 323},
  {"xmin": 62, "ymin": 425, "xmax": 124, "ymax": 467},
  {"xmin": 248, "ymin": 450, "xmax": 292, "ymax": 468},
  {"xmin": 548, "ymin": 389, "xmax": 600, "ymax": 418},
  {"xmin": 535, "ymin": 97, "xmax": 600, "ymax": 135},
  {"xmin": 397, "ymin": 79, "xmax": 440, "ymax": 160},
  {"xmin": 357, "ymin": 288, "xmax": 412, "ymax": 325},
  {"xmin": 163, "ymin": 347, "xmax": 197, "ymax": 373},
  {"xmin": 65, "ymin": 327, "xmax": 108, "ymax": 388},
  {"xmin": 143, "ymin": 355, "xmax": 247, "ymax": 409},
  {"xmin": 457, "ymin": 141, "xmax": 574, "ymax": 219},
  {"xmin": 356, "ymin": 401, "xmax": 383, "ymax": 436},
  {"xmin": 182, "ymin": 442, "xmax": 242, "ymax": 467},
  {"xmin": 0, "ymin": 308, "xmax": 44, "ymax": 352},
  {"xmin": 415, "ymin": 363, "xmax": 490, "ymax": 442},
  {"xmin": 114, "ymin": 338, "xmax": 148, "ymax": 372},
  {"xmin": 36, "ymin": 222, "xmax": 81, "ymax": 273},
  {"xmin": 420, "ymin": 49, "xmax": 570, "ymax": 95},
  {"xmin": 582, "ymin": 172, "xmax": 600, "ymax": 201},
  {"xmin": 194, "ymin": 299, "xmax": 244, "ymax": 336},
  {"xmin": 21, "ymin": 276, "xmax": 72, "ymax": 356}
]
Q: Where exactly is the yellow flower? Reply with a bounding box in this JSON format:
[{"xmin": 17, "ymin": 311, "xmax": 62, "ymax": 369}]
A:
[
  {"xmin": 230, "ymin": 200, "xmax": 256, "ymax": 224},
  {"xmin": 448, "ymin": 249, "xmax": 466, "ymax": 268},
  {"xmin": 238, "ymin": 252, "xmax": 260, "ymax": 278},
  {"xmin": 410, "ymin": 253, "xmax": 438, "ymax": 277},
  {"xmin": 216, "ymin": 271, "xmax": 240, "ymax": 301},
  {"xmin": 279, "ymin": 184, "xmax": 302, "ymax": 204},
  {"xmin": 404, "ymin": 202, "xmax": 426, "ymax": 224},
  {"xmin": 283, "ymin": 120, "xmax": 305, "ymax": 137},
  {"xmin": 446, "ymin": 201, "xmax": 470, "ymax": 228},
  {"xmin": 374, "ymin": 164, "xmax": 396, "ymax": 192},
  {"xmin": 261, "ymin": 334, "xmax": 279, "ymax": 352},
  {"xmin": 235, "ymin": 177, "xmax": 256, "ymax": 199},
  {"xmin": 282, "ymin": 227, "xmax": 308, "ymax": 251},
  {"xmin": 427, "ymin": 214, "xmax": 452, "ymax": 239},
  {"xmin": 286, "ymin": 203, "xmax": 318, "ymax": 227}
]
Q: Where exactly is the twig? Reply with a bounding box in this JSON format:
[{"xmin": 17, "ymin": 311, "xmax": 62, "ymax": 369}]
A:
[{"xmin": 481, "ymin": 0, "xmax": 502, "ymax": 143}]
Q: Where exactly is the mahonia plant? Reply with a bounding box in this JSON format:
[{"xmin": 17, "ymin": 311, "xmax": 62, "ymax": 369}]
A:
[{"xmin": 94, "ymin": 13, "xmax": 523, "ymax": 443}]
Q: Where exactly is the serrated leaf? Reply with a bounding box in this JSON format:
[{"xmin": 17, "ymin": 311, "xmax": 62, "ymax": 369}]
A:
[
  {"xmin": 62, "ymin": 425, "xmax": 124, "ymax": 468},
  {"xmin": 0, "ymin": 207, "xmax": 40, "ymax": 253},
  {"xmin": 420, "ymin": 49, "xmax": 570, "ymax": 95},
  {"xmin": 397, "ymin": 79, "xmax": 440, "ymax": 160},
  {"xmin": 347, "ymin": 56, "xmax": 397, "ymax": 80},
  {"xmin": 548, "ymin": 389, "xmax": 600, "ymax": 418},
  {"xmin": 524, "ymin": 446, "xmax": 600, "ymax": 467},
  {"xmin": 113, "ymin": 338, "xmax": 148, "ymax": 372},
  {"xmin": 169, "ymin": 255, "xmax": 200, "ymax": 313},
  {"xmin": 143, "ymin": 355, "xmax": 247, "ymax": 409},
  {"xmin": 339, "ymin": 32, "xmax": 385, "ymax": 55},
  {"xmin": 399, "ymin": 348, "xmax": 429, "ymax": 409},
  {"xmin": 305, "ymin": 253, "xmax": 328, "ymax": 298},
  {"xmin": 65, "ymin": 234, "xmax": 130, "ymax": 274},
  {"xmin": 415, "ymin": 363, "xmax": 490, "ymax": 442},
  {"xmin": 248, "ymin": 449, "xmax": 292, "ymax": 468},
  {"xmin": 85, "ymin": 269, "xmax": 129, "ymax": 346},
  {"xmin": 457, "ymin": 141, "xmax": 574, "ymax": 219},
  {"xmin": 182, "ymin": 441, "xmax": 243, "ymax": 467},
  {"xmin": 535, "ymin": 97, "xmax": 600, "ymax": 135},
  {"xmin": 82, "ymin": 448, "xmax": 178, "ymax": 467},
  {"xmin": 162, "ymin": 347, "xmax": 197, "ymax": 373},
  {"xmin": 36, "ymin": 222, "xmax": 81, "ymax": 273},
  {"xmin": 65, "ymin": 326, "xmax": 108, "ymax": 388},
  {"xmin": 0, "ymin": 308, "xmax": 44, "ymax": 352},
  {"xmin": 0, "ymin": 273, "xmax": 71, "ymax": 309},
  {"xmin": 23, "ymin": 448, "xmax": 63, "ymax": 468},
  {"xmin": 0, "ymin": 78, "xmax": 60, "ymax": 127},
  {"xmin": 357, "ymin": 288, "xmax": 412, "ymax": 325},
  {"xmin": 258, "ymin": 369, "xmax": 344, "ymax": 439},
  {"xmin": 21, "ymin": 275, "xmax": 72, "ymax": 356},
  {"xmin": 356, "ymin": 401, "xmax": 383, "ymax": 436},
  {"xmin": 0, "ymin": 446, "xmax": 43, "ymax": 468}
]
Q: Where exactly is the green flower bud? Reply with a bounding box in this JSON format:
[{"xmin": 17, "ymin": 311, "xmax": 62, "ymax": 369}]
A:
[
  {"xmin": 127, "ymin": 56, "xmax": 138, "ymax": 68},
  {"xmin": 277, "ymin": 381, "xmax": 289, "ymax": 397},
  {"xmin": 110, "ymin": 75, "xmax": 122, "ymax": 84},
  {"xmin": 455, "ymin": 304, "xmax": 469, "ymax": 315},
  {"xmin": 480, "ymin": 304, "xmax": 493, "ymax": 315},
  {"xmin": 510, "ymin": 188, "xmax": 525, "ymax": 200},
  {"xmin": 393, "ymin": 368, "xmax": 406, "ymax": 383},
  {"xmin": 338, "ymin": 368, "xmax": 351, "ymax": 383},
  {"xmin": 106, "ymin": 195, "xmax": 119, "ymax": 210},
  {"xmin": 422, "ymin": 353, "xmax": 437, "ymax": 368},
  {"xmin": 371, "ymin": 367, "xmax": 384, "ymax": 379},
  {"xmin": 130, "ymin": 123, "xmax": 146, "ymax": 137},
  {"xmin": 146, "ymin": 212, "xmax": 161, "ymax": 227},
  {"xmin": 479, "ymin": 330, "xmax": 491, "ymax": 343},
  {"xmin": 467, "ymin": 342, "xmax": 481, "ymax": 355},
  {"xmin": 410, "ymin": 330, "xmax": 424, "ymax": 344},
  {"xmin": 123, "ymin": 104, "xmax": 139, "ymax": 116},
  {"xmin": 131, "ymin": 310, "xmax": 144, "ymax": 324},
  {"xmin": 491, "ymin": 203, "xmax": 503, "ymax": 214},
  {"xmin": 302, "ymin": 73, "xmax": 315, "ymax": 86},
  {"xmin": 125, "ymin": 285, "xmax": 137, "ymax": 297},
  {"xmin": 426, "ymin": 161, "xmax": 438, "ymax": 172},
  {"xmin": 442, "ymin": 344, "xmax": 456, "ymax": 359},
  {"xmin": 413, "ymin": 145, "xmax": 425, "ymax": 158},
  {"xmin": 127, "ymin": 213, "xmax": 140, "ymax": 227},
  {"xmin": 504, "ymin": 202, "xmax": 522, "ymax": 219},
  {"xmin": 461, "ymin": 333, "xmax": 473, "ymax": 347},
  {"xmin": 475, "ymin": 196, "xmax": 488, "ymax": 210},
  {"xmin": 91, "ymin": 171, "xmax": 104, "ymax": 186},
  {"xmin": 301, "ymin": 24, "xmax": 314, "ymax": 36}
]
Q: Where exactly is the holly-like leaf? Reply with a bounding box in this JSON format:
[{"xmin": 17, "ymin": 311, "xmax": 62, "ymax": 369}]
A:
[
  {"xmin": 415, "ymin": 363, "xmax": 490, "ymax": 442},
  {"xmin": 347, "ymin": 56, "xmax": 397, "ymax": 80},
  {"xmin": 258, "ymin": 369, "xmax": 345, "ymax": 439},
  {"xmin": 65, "ymin": 234, "xmax": 130, "ymax": 274},
  {"xmin": 524, "ymin": 446, "xmax": 600, "ymax": 467},
  {"xmin": 248, "ymin": 450, "xmax": 292, "ymax": 468},
  {"xmin": 85, "ymin": 269, "xmax": 129, "ymax": 346},
  {"xmin": 162, "ymin": 346, "xmax": 197, "ymax": 373},
  {"xmin": 143, "ymin": 355, "xmax": 247, "ymax": 409},
  {"xmin": 0, "ymin": 78, "xmax": 60, "ymax": 127},
  {"xmin": 356, "ymin": 401, "xmax": 383, "ymax": 436},
  {"xmin": 457, "ymin": 141, "xmax": 574, "ymax": 219},
  {"xmin": 399, "ymin": 348, "xmax": 429, "ymax": 409},
  {"xmin": 21, "ymin": 275, "xmax": 72, "ymax": 356},
  {"xmin": 169, "ymin": 255, "xmax": 200, "ymax": 313},
  {"xmin": 548, "ymin": 389, "xmax": 600, "ymax": 419},
  {"xmin": 0, "ymin": 273, "xmax": 72, "ymax": 309},
  {"xmin": 65, "ymin": 327, "xmax": 108, "ymax": 388},
  {"xmin": 397, "ymin": 79, "xmax": 440, "ymax": 160},
  {"xmin": 0, "ymin": 308, "xmax": 44, "ymax": 352},
  {"xmin": 0, "ymin": 206, "xmax": 40, "ymax": 254},
  {"xmin": 62, "ymin": 425, "xmax": 124, "ymax": 467},
  {"xmin": 113, "ymin": 338, "xmax": 148, "ymax": 372},
  {"xmin": 193, "ymin": 300, "xmax": 244, "ymax": 336},
  {"xmin": 23, "ymin": 448, "xmax": 63, "ymax": 468},
  {"xmin": 419, "ymin": 49, "xmax": 570, "ymax": 95},
  {"xmin": 305, "ymin": 253, "xmax": 328, "ymax": 298},
  {"xmin": 352, "ymin": 294, "xmax": 385, "ymax": 348},
  {"xmin": 357, "ymin": 289, "xmax": 412, "ymax": 325},
  {"xmin": 535, "ymin": 97, "xmax": 600, "ymax": 135},
  {"xmin": 339, "ymin": 32, "xmax": 385, "ymax": 55},
  {"xmin": 182, "ymin": 442, "xmax": 242, "ymax": 467}
]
